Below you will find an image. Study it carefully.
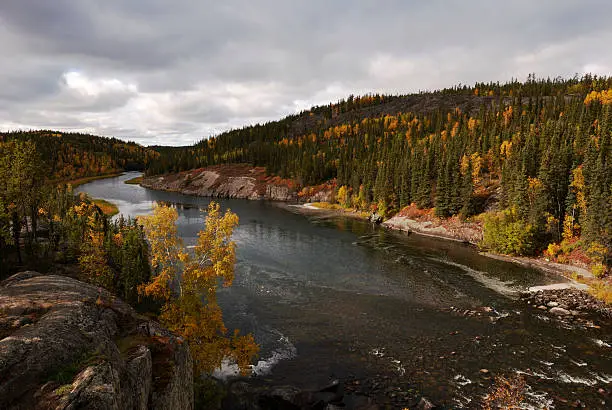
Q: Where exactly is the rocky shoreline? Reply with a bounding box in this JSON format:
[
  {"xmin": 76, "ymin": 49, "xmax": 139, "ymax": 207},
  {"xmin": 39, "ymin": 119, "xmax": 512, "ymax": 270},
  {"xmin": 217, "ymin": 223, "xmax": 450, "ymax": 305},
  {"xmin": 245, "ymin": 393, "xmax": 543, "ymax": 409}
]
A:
[{"xmin": 521, "ymin": 288, "xmax": 612, "ymax": 325}]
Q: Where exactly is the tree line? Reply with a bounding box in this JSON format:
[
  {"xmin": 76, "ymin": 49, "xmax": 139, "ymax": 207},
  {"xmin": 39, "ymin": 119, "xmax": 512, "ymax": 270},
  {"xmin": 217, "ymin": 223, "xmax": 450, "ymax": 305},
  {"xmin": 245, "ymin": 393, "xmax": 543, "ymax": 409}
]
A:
[{"xmin": 0, "ymin": 130, "xmax": 158, "ymax": 181}]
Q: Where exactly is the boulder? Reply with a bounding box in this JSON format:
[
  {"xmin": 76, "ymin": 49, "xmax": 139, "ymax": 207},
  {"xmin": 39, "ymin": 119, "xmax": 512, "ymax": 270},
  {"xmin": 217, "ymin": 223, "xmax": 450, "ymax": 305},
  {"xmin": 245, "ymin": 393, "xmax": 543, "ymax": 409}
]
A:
[
  {"xmin": 416, "ymin": 396, "xmax": 436, "ymax": 409},
  {"xmin": 369, "ymin": 213, "xmax": 383, "ymax": 224},
  {"xmin": 549, "ymin": 307, "xmax": 571, "ymax": 316},
  {"xmin": 0, "ymin": 272, "xmax": 193, "ymax": 410}
]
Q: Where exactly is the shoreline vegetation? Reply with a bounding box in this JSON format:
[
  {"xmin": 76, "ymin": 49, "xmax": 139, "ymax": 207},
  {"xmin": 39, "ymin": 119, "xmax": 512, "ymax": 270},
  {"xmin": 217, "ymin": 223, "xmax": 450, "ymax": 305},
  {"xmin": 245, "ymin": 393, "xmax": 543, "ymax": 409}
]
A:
[
  {"xmin": 91, "ymin": 198, "xmax": 119, "ymax": 216},
  {"xmin": 124, "ymin": 176, "xmax": 143, "ymax": 185},
  {"xmin": 62, "ymin": 172, "xmax": 124, "ymax": 188}
]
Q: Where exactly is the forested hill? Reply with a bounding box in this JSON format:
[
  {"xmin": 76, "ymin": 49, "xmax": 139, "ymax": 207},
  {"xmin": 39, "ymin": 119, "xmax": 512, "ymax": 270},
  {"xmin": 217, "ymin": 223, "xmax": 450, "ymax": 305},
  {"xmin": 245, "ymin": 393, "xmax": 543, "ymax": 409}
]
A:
[
  {"xmin": 0, "ymin": 130, "xmax": 158, "ymax": 181},
  {"xmin": 146, "ymin": 75, "xmax": 611, "ymax": 268}
]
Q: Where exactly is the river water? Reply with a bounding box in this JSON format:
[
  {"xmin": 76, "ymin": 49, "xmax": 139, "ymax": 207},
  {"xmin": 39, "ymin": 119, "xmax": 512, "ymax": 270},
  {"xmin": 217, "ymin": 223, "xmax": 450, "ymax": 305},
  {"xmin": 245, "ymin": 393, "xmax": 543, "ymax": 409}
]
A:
[{"xmin": 78, "ymin": 172, "xmax": 611, "ymax": 409}]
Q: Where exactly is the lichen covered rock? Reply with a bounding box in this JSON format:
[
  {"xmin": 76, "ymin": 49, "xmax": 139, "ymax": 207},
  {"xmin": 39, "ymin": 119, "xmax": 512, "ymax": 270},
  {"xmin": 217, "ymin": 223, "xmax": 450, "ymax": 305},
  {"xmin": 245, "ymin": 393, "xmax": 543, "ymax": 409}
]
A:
[{"xmin": 0, "ymin": 272, "xmax": 193, "ymax": 410}]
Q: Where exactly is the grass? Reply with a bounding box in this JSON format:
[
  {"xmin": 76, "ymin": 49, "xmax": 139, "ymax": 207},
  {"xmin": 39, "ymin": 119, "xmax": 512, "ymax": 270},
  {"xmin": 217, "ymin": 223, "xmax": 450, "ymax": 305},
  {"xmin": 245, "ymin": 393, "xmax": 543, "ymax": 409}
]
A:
[
  {"xmin": 54, "ymin": 384, "xmax": 73, "ymax": 396},
  {"xmin": 309, "ymin": 202, "xmax": 371, "ymax": 219},
  {"xmin": 309, "ymin": 201, "xmax": 343, "ymax": 210},
  {"xmin": 61, "ymin": 172, "xmax": 123, "ymax": 188},
  {"xmin": 124, "ymin": 176, "xmax": 143, "ymax": 185},
  {"xmin": 571, "ymin": 272, "xmax": 612, "ymax": 304},
  {"xmin": 92, "ymin": 198, "xmax": 119, "ymax": 217},
  {"xmin": 588, "ymin": 281, "xmax": 612, "ymax": 304}
]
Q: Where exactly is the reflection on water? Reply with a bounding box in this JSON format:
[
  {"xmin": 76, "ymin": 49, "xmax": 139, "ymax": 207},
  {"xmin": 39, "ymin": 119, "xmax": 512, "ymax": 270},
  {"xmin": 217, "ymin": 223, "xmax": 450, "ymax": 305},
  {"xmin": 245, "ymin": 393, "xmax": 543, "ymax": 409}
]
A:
[{"xmin": 78, "ymin": 172, "xmax": 612, "ymax": 408}]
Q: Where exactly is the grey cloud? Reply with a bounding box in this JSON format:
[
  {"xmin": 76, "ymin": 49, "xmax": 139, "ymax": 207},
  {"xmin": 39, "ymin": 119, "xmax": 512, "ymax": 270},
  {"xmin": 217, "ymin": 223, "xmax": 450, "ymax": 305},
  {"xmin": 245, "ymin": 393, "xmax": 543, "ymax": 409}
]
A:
[{"xmin": 0, "ymin": 0, "xmax": 611, "ymax": 145}]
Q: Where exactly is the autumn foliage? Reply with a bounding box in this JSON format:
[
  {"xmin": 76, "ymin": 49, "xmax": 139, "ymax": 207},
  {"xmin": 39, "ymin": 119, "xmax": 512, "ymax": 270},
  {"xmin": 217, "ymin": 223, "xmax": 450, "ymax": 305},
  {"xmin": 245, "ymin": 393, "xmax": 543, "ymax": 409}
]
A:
[{"xmin": 138, "ymin": 202, "xmax": 258, "ymax": 375}]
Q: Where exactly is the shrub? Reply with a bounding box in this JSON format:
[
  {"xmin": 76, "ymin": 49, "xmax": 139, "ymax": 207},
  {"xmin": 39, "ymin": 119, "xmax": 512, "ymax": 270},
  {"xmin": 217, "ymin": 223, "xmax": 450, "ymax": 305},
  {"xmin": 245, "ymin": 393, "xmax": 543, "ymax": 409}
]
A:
[
  {"xmin": 589, "ymin": 281, "xmax": 612, "ymax": 304},
  {"xmin": 591, "ymin": 263, "xmax": 606, "ymax": 278},
  {"xmin": 482, "ymin": 374, "xmax": 526, "ymax": 409},
  {"xmin": 481, "ymin": 209, "xmax": 535, "ymax": 256},
  {"xmin": 545, "ymin": 242, "xmax": 561, "ymax": 259}
]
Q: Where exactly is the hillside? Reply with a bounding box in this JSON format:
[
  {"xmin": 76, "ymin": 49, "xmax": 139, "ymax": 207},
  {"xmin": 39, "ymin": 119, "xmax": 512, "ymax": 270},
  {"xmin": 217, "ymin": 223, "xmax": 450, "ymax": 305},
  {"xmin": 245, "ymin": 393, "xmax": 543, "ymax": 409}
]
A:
[
  {"xmin": 145, "ymin": 75, "xmax": 611, "ymax": 272},
  {"xmin": 0, "ymin": 130, "xmax": 158, "ymax": 182}
]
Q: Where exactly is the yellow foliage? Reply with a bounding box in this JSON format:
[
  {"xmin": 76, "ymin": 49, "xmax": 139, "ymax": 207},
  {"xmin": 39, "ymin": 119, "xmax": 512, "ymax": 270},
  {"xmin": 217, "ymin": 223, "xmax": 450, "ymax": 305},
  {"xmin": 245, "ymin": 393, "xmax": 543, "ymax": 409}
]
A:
[
  {"xmin": 562, "ymin": 214, "xmax": 576, "ymax": 241},
  {"xmin": 450, "ymin": 121, "xmax": 459, "ymax": 138},
  {"xmin": 503, "ymin": 105, "xmax": 513, "ymax": 126},
  {"xmin": 470, "ymin": 152, "xmax": 482, "ymax": 187},
  {"xmin": 139, "ymin": 202, "xmax": 258, "ymax": 375},
  {"xmin": 460, "ymin": 154, "xmax": 470, "ymax": 176},
  {"xmin": 467, "ymin": 117, "xmax": 478, "ymax": 133},
  {"xmin": 337, "ymin": 185, "xmax": 350, "ymax": 208},
  {"xmin": 569, "ymin": 166, "xmax": 586, "ymax": 215},
  {"xmin": 584, "ymin": 89, "xmax": 612, "ymax": 105},
  {"xmin": 138, "ymin": 205, "xmax": 184, "ymax": 300},
  {"xmin": 500, "ymin": 140, "xmax": 512, "ymax": 159},
  {"xmin": 482, "ymin": 375, "xmax": 526, "ymax": 409},
  {"xmin": 589, "ymin": 280, "xmax": 612, "ymax": 303}
]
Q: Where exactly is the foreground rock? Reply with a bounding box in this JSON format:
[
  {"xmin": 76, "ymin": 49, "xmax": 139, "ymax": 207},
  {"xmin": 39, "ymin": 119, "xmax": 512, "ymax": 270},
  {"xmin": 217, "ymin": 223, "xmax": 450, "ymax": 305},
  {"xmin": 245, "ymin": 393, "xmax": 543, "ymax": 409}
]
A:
[
  {"xmin": 141, "ymin": 164, "xmax": 333, "ymax": 202},
  {"xmin": 0, "ymin": 272, "xmax": 193, "ymax": 410}
]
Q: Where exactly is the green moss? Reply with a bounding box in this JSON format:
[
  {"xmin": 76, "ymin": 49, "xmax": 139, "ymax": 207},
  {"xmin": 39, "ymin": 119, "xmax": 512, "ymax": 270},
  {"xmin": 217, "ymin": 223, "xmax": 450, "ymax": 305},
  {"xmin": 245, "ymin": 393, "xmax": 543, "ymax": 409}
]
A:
[
  {"xmin": 54, "ymin": 384, "xmax": 73, "ymax": 396},
  {"xmin": 46, "ymin": 350, "xmax": 105, "ymax": 385}
]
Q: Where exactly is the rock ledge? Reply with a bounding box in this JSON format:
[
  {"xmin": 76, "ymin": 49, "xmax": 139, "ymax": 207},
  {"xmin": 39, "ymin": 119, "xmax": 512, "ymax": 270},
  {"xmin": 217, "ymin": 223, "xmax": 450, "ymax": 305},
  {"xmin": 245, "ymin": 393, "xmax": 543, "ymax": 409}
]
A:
[{"xmin": 0, "ymin": 271, "xmax": 193, "ymax": 410}]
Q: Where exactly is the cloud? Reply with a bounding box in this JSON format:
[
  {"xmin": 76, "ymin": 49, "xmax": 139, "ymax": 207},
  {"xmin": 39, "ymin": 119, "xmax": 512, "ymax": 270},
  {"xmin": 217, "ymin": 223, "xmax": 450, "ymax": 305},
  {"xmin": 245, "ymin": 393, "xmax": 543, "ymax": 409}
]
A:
[{"xmin": 0, "ymin": 0, "xmax": 611, "ymax": 145}]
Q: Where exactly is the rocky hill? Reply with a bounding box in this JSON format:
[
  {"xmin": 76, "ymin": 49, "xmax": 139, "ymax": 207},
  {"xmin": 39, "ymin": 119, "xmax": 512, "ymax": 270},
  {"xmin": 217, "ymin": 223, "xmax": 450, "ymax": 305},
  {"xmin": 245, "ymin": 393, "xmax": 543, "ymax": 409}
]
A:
[{"xmin": 0, "ymin": 272, "xmax": 193, "ymax": 410}]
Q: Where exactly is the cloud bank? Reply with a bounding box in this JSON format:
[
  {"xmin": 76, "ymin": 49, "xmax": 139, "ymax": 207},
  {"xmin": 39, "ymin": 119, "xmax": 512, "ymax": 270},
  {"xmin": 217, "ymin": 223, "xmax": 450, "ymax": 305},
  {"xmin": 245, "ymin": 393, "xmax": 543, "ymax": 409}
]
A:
[{"xmin": 1, "ymin": 0, "xmax": 611, "ymax": 145}]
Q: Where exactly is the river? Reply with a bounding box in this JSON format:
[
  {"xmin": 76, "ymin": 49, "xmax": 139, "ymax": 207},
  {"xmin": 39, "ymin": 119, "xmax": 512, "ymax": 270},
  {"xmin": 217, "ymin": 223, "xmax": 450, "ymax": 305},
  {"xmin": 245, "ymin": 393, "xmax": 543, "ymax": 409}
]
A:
[{"xmin": 78, "ymin": 172, "xmax": 611, "ymax": 409}]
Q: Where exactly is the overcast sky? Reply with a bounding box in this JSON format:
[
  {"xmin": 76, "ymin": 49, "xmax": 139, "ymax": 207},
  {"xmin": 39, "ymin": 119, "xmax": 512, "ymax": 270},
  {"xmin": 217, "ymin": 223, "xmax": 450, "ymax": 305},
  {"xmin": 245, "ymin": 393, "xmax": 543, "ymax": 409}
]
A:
[{"xmin": 1, "ymin": 1, "xmax": 611, "ymax": 146}]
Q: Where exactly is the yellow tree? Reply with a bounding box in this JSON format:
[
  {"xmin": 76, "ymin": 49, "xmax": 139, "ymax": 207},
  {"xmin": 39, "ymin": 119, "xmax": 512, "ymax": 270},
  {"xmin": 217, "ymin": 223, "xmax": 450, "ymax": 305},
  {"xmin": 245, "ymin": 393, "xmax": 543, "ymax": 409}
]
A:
[{"xmin": 139, "ymin": 202, "xmax": 258, "ymax": 374}]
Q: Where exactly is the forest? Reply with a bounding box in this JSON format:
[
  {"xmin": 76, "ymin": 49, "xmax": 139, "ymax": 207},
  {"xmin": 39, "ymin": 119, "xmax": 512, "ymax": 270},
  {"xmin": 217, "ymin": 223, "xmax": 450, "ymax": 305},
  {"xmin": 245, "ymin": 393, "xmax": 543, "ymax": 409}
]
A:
[
  {"xmin": 146, "ymin": 75, "xmax": 611, "ymax": 274},
  {"xmin": 0, "ymin": 130, "xmax": 158, "ymax": 181}
]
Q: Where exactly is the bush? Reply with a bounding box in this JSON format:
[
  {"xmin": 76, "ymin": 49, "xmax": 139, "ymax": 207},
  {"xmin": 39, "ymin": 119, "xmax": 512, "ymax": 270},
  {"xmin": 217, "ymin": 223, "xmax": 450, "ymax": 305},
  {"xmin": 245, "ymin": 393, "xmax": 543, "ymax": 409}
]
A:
[
  {"xmin": 591, "ymin": 263, "xmax": 606, "ymax": 278},
  {"xmin": 481, "ymin": 209, "xmax": 535, "ymax": 256}
]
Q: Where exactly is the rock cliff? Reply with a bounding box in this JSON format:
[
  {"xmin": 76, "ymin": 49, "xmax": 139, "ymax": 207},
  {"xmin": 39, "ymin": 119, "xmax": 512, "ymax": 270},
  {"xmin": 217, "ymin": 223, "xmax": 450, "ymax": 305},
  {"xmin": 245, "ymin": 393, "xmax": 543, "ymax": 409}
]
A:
[
  {"xmin": 141, "ymin": 164, "xmax": 295, "ymax": 201},
  {"xmin": 141, "ymin": 164, "xmax": 333, "ymax": 203},
  {"xmin": 0, "ymin": 272, "xmax": 193, "ymax": 410}
]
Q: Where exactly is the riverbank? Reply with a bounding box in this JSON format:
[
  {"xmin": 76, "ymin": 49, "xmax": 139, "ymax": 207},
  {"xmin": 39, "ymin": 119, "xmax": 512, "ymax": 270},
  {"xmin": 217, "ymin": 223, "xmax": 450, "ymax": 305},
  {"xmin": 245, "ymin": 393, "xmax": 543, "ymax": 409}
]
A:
[
  {"xmin": 140, "ymin": 165, "xmax": 335, "ymax": 202},
  {"xmin": 134, "ymin": 171, "xmax": 610, "ymax": 304},
  {"xmin": 61, "ymin": 172, "xmax": 124, "ymax": 188},
  {"xmin": 290, "ymin": 203, "xmax": 604, "ymax": 289},
  {"xmin": 124, "ymin": 175, "xmax": 143, "ymax": 184},
  {"xmin": 91, "ymin": 198, "xmax": 119, "ymax": 216}
]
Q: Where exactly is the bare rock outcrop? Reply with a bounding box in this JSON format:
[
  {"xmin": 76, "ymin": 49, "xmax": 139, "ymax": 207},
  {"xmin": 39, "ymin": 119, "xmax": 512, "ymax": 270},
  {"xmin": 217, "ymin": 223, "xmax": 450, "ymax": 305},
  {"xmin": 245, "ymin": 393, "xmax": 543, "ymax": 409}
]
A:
[
  {"xmin": 140, "ymin": 164, "xmax": 302, "ymax": 202},
  {"xmin": 0, "ymin": 272, "xmax": 193, "ymax": 410},
  {"xmin": 383, "ymin": 215, "xmax": 483, "ymax": 244}
]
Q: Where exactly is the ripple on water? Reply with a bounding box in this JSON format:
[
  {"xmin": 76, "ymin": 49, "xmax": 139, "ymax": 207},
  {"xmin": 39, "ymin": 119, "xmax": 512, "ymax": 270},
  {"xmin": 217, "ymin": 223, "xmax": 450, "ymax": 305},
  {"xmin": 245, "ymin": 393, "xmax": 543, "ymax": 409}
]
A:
[
  {"xmin": 212, "ymin": 328, "xmax": 297, "ymax": 379},
  {"xmin": 428, "ymin": 257, "xmax": 519, "ymax": 297}
]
